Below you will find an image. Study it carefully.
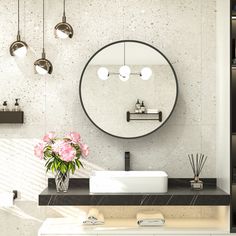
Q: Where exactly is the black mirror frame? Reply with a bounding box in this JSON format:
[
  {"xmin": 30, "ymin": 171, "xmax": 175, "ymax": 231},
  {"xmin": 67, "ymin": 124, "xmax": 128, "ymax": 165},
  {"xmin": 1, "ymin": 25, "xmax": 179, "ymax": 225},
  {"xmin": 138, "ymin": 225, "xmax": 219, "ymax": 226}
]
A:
[{"xmin": 79, "ymin": 40, "xmax": 178, "ymax": 139}]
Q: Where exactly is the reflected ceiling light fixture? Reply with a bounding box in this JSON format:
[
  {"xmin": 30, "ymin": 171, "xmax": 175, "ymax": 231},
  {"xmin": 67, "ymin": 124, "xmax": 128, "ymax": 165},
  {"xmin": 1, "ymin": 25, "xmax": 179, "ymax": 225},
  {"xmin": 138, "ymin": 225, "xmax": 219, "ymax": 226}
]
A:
[
  {"xmin": 97, "ymin": 42, "xmax": 153, "ymax": 81},
  {"xmin": 119, "ymin": 42, "xmax": 131, "ymax": 81},
  {"xmin": 54, "ymin": 0, "xmax": 73, "ymax": 39},
  {"xmin": 9, "ymin": 0, "xmax": 28, "ymax": 58},
  {"xmin": 34, "ymin": 0, "xmax": 53, "ymax": 75},
  {"xmin": 140, "ymin": 67, "xmax": 152, "ymax": 80},
  {"xmin": 97, "ymin": 67, "xmax": 109, "ymax": 80}
]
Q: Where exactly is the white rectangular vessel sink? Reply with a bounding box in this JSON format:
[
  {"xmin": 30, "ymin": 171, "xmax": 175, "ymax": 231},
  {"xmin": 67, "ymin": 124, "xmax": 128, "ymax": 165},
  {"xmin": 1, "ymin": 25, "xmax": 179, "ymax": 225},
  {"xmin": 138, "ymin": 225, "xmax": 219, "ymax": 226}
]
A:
[{"xmin": 89, "ymin": 171, "xmax": 168, "ymax": 193}]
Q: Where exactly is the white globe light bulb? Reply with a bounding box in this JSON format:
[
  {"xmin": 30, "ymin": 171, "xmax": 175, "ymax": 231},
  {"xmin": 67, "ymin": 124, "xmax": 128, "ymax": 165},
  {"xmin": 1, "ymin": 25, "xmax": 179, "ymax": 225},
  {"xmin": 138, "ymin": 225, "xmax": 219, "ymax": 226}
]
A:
[
  {"xmin": 119, "ymin": 74, "xmax": 130, "ymax": 82},
  {"xmin": 119, "ymin": 65, "xmax": 131, "ymax": 81},
  {"xmin": 97, "ymin": 67, "xmax": 109, "ymax": 80},
  {"xmin": 140, "ymin": 67, "xmax": 152, "ymax": 80}
]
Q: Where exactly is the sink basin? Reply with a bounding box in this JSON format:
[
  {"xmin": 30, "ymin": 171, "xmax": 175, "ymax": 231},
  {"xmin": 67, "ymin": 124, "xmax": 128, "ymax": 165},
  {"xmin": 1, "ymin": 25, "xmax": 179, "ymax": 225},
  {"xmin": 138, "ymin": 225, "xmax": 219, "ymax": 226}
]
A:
[{"xmin": 89, "ymin": 171, "xmax": 168, "ymax": 193}]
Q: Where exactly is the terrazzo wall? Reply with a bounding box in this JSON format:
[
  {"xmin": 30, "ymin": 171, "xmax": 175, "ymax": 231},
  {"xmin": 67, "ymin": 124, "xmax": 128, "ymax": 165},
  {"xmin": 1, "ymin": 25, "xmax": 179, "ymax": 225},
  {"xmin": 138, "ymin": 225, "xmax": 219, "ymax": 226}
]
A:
[{"xmin": 0, "ymin": 0, "xmax": 216, "ymax": 235}]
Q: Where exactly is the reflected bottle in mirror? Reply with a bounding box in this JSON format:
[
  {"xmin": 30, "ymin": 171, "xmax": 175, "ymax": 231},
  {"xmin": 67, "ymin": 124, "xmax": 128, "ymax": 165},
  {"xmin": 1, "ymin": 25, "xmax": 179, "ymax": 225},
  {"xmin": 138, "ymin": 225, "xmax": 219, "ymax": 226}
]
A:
[
  {"xmin": 140, "ymin": 101, "xmax": 146, "ymax": 113},
  {"xmin": 135, "ymin": 99, "xmax": 141, "ymax": 113}
]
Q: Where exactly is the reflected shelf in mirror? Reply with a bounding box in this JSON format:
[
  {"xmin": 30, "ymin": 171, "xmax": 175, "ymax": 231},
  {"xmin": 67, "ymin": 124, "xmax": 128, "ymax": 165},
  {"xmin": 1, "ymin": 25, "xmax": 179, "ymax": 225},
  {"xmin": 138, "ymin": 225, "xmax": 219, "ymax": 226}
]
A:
[{"xmin": 126, "ymin": 111, "xmax": 162, "ymax": 122}]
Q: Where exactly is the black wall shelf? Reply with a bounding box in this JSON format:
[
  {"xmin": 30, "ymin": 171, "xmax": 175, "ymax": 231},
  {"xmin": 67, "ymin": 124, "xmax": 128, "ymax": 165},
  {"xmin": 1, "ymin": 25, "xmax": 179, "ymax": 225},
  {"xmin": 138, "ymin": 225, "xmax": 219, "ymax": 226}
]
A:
[
  {"xmin": 126, "ymin": 111, "xmax": 162, "ymax": 122},
  {"xmin": 0, "ymin": 111, "xmax": 24, "ymax": 124}
]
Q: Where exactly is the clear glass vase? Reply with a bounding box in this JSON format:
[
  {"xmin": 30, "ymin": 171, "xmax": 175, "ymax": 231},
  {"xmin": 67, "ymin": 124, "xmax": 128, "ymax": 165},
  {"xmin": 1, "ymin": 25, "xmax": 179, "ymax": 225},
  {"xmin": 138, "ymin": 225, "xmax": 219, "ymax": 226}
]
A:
[{"xmin": 55, "ymin": 170, "xmax": 70, "ymax": 192}]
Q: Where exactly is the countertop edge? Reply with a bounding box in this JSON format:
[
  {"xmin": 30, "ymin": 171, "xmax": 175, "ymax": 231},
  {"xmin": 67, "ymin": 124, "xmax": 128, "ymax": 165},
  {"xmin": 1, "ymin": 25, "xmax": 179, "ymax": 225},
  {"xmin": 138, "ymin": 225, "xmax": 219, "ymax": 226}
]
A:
[{"xmin": 38, "ymin": 178, "xmax": 230, "ymax": 206}]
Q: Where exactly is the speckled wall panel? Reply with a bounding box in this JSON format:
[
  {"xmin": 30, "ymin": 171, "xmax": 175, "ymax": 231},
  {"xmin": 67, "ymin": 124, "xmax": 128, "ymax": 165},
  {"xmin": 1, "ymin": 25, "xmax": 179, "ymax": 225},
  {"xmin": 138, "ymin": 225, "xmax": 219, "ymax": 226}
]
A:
[{"xmin": 0, "ymin": 0, "xmax": 216, "ymax": 201}]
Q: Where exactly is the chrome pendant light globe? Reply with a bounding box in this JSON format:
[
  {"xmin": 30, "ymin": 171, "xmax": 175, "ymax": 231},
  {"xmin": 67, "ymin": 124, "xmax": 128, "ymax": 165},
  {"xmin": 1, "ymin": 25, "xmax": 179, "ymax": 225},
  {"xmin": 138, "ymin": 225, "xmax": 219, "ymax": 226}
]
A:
[
  {"xmin": 55, "ymin": 0, "xmax": 73, "ymax": 39},
  {"xmin": 55, "ymin": 20, "xmax": 73, "ymax": 39},
  {"xmin": 10, "ymin": 37, "xmax": 28, "ymax": 58},
  {"xmin": 34, "ymin": 0, "xmax": 53, "ymax": 75},
  {"xmin": 10, "ymin": 0, "xmax": 28, "ymax": 58},
  {"xmin": 34, "ymin": 51, "xmax": 53, "ymax": 75}
]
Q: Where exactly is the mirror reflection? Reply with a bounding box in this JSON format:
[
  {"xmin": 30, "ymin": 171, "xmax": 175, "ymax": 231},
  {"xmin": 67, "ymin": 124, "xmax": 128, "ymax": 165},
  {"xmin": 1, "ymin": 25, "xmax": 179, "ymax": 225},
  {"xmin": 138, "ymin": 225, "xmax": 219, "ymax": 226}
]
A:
[{"xmin": 80, "ymin": 40, "xmax": 178, "ymax": 139}]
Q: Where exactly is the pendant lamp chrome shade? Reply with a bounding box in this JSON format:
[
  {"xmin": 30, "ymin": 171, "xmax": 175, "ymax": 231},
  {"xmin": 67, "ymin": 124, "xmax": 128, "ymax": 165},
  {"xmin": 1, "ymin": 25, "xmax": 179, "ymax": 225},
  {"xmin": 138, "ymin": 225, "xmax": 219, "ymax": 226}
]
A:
[
  {"xmin": 54, "ymin": 0, "xmax": 73, "ymax": 39},
  {"xmin": 10, "ymin": 0, "xmax": 28, "ymax": 57},
  {"xmin": 34, "ymin": 50, "xmax": 53, "ymax": 75},
  {"xmin": 34, "ymin": 0, "xmax": 53, "ymax": 75}
]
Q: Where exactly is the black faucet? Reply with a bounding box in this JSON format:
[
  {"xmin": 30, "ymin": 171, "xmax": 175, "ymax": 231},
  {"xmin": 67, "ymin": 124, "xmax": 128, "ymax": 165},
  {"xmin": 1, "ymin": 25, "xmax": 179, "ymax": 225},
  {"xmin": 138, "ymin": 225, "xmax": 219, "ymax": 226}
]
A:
[{"xmin": 125, "ymin": 152, "xmax": 130, "ymax": 171}]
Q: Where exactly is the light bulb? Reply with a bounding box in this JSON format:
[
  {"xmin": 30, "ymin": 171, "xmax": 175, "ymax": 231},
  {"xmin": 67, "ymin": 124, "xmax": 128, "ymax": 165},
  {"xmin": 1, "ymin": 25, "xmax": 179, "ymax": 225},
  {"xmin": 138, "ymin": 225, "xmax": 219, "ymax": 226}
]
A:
[
  {"xmin": 35, "ymin": 65, "xmax": 48, "ymax": 75},
  {"xmin": 97, "ymin": 67, "xmax": 109, "ymax": 80},
  {"xmin": 34, "ymin": 55, "xmax": 53, "ymax": 75},
  {"xmin": 119, "ymin": 74, "xmax": 129, "ymax": 82},
  {"xmin": 54, "ymin": 22, "xmax": 74, "ymax": 39},
  {"xmin": 10, "ymin": 40, "xmax": 28, "ymax": 58},
  {"xmin": 119, "ymin": 65, "xmax": 131, "ymax": 81},
  {"xmin": 140, "ymin": 67, "xmax": 152, "ymax": 80},
  {"xmin": 13, "ymin": 45, "xmax": 27, "ymax": 58},
  {"xmin": 55, "ymin": 29, "xmax": 69, "ymax": 39}
]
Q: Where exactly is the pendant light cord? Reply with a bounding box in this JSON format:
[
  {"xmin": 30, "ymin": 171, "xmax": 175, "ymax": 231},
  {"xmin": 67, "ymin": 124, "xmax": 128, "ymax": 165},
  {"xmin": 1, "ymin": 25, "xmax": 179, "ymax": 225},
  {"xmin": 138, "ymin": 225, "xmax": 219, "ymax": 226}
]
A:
[
  {"xmin": 62, "ymin": 0, "xmax": 66, "ymax": 22},
  {"xmin": 17, "ymin": 0, "xmax": 20, "ymax": 39},
  {"xmin": 122, "ymin": 6, "xmax": 125, "ymax": 66},
  {"xmin": 42, "ymin": 0, "xmax": 45, "ymax": 56},
  {"xmin": 124, "ymin": 42, "xmax": 126, "ymax": 65},
  {"xmin": 63, "ymin": 0, "xmax": 66, "ymax": 17}
]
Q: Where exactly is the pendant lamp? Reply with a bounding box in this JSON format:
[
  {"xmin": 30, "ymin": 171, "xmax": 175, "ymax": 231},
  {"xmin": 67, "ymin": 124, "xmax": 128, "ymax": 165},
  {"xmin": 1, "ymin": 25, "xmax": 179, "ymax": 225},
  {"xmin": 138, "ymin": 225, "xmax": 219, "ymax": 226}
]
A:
[
  {"xmin": 34, "ymin": 0, "xmax": 53, "ymax": 75},
  {"xmin": 10, "ymin": 0, "xmax": 28, "ymax": 58},
  {"xmin": 54, "ymin": 0, "xmax": 73, "ymax": 39}
]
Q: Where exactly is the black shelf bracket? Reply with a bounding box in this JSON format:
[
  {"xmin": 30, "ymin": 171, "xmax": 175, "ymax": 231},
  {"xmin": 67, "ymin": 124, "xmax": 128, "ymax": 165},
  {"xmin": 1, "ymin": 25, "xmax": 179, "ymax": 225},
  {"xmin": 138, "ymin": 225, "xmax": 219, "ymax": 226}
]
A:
[{"xmin": 126, "ymin": 111, "xmax": 162, "ymax": 122}]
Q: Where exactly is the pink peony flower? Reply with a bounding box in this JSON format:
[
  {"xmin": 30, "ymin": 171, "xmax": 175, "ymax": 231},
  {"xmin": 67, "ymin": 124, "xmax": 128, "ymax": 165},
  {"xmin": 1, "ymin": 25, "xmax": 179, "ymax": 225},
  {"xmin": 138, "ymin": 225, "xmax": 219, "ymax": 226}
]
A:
[
  {"xmin": 43, "ymin": 131, "xmax": 56, "ymax": 142},
  {"xmin": 66, "ymin": 132, "xmax": 80, "ymax": 144},
  {"xmin": 58, "ymin": 142, "xmax": 76, "ymax": 162},
  {"xmin": 34, "ymin": 142, "xmax": 45, "ymax": 160},
  {"xmin": 52, "ymin": 140, "xmax": 65, "ymax": 154},
  {"xmin": 80, "ymin": 143, "xmax": 89, "ymax": 157}
]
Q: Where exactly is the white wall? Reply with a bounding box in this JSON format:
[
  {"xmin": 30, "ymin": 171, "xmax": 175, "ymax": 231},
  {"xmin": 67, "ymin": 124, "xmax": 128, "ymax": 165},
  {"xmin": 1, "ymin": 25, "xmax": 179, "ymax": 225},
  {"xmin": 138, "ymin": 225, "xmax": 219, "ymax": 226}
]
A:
[
  {"xmin": 216, "ymin": 0, "xmax": 230, "ymax": 194},
  {"xmin": 0, "ymin": 0, "xmax": 219, "ymax": 235}
]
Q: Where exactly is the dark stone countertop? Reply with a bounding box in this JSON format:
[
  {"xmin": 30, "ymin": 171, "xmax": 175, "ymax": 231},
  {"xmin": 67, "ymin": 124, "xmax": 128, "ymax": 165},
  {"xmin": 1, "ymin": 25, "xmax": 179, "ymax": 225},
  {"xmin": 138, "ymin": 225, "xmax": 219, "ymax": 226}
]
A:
[{"xmin": 38, "ymin": 178, "xmax": 230, "ymax": 206}]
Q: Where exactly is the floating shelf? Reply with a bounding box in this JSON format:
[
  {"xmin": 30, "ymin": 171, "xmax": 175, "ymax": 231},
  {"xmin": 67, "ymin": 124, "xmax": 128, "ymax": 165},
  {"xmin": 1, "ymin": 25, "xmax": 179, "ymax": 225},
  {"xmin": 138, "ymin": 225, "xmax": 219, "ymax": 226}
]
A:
[
  {"xmin": 0, "ymin": 111, "xmax": 24, "ymax": 124},
  {"xmin": 126, "ymin": 111, "xmax": 162, "ymax": 122},
  {"xmin": 38, "ymin": 178, "xmax": 230, "ymax": 206}
]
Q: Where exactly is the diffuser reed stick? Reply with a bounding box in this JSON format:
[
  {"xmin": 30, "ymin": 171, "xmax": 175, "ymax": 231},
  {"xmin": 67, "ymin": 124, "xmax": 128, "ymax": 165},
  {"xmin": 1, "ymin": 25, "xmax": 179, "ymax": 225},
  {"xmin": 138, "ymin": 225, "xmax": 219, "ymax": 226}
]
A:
[{"xmin": 188, "ymin": 153, "xmax": 207, "ymax": 190}]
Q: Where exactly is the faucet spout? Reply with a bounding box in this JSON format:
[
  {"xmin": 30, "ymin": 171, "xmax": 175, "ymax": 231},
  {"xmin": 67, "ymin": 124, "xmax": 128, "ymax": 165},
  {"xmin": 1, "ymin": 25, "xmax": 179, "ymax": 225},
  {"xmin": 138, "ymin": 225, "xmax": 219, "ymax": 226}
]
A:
[{"xmin": 125, "ymin": 152, "xmax": 130, "ymax": 171}]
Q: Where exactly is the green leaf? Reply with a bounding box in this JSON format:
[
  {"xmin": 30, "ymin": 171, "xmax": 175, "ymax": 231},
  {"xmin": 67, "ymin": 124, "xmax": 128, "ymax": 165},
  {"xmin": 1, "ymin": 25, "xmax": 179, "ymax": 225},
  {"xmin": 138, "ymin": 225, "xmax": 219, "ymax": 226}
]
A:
[
  {"xmin": 80, "ymin": 160, "xmax": 84, "ymax": 168},
  {"xmin": 71, "ymin": 162, "xmax": 75, "ymax": 174},
  {"xmin": 75, "ymin": 159, "xmax": 80, "ymax": 169}
]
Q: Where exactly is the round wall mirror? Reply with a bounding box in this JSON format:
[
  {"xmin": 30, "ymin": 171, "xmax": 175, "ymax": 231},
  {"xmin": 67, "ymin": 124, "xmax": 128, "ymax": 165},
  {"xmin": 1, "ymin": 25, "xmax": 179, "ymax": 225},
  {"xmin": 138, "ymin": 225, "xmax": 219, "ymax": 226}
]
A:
[{"xmin": 79, "ymin": 40, "xmax": 178, "ymax": 139}]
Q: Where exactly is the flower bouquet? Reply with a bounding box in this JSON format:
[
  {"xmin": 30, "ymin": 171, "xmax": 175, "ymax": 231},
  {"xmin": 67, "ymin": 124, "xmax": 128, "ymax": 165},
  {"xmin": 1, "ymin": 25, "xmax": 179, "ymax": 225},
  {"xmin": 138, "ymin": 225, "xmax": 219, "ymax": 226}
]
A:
[{"xmin": 34, "ymin": 132, "xmax": 89, "ymax": 192}]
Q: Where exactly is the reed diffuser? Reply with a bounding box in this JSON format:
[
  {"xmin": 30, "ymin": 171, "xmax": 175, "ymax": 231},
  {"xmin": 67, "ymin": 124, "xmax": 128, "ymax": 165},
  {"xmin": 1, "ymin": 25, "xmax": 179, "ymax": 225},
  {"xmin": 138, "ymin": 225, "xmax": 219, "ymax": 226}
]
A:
[{"xmin": 188, "ymin": 153, "xmax": 207, "ymax": 190}]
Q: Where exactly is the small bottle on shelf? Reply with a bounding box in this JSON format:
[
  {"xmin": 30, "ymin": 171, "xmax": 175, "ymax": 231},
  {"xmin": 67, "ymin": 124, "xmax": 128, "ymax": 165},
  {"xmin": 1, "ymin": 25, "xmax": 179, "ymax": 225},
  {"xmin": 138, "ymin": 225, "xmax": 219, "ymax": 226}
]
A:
[
  {"xmin": 13, "ymin": 99, "xmax": 20, "ymax": 111},
  {"xmin": 140, "ymin": 101, "xmax": 146, "ymax": 113},
  {"xmin": 135, "ymin": 99, "xmax": 141, "ymax": 113},
  {"xmin": 2, "ymin": 101, "xmax": 8, "ymax": 111}
]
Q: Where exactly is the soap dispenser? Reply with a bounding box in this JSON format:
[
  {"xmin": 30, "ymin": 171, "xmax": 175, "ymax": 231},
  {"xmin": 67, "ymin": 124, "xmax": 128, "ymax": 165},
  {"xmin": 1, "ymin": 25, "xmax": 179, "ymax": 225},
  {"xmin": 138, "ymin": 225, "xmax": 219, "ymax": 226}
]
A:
[
  {"xmin": 2, "ymin": 101, "xmax": 8, "ymax": 111},
  {"xmin": 13, "ymin": 99, "xmax": 20, "ymax": 111},
  {"xmin": 135, "ymin": 99, "xmax": 141, "ymax": 113},
  {"xmin": 140, "ymin": 101, "xmax": 146, "ymax": 113}
]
